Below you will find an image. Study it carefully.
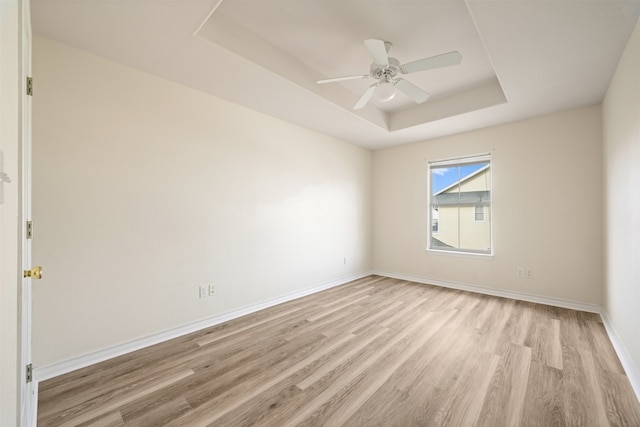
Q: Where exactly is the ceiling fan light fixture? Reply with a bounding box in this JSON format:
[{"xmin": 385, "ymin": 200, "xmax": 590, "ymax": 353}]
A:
[{"xmin": 375, "ymin": 81, "xmax": 396, "ymax": 102}]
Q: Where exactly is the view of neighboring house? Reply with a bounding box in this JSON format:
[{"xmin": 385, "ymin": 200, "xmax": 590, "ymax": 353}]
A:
[{"xmin": 431, "ymin": 165, "xmax": 491, "ymax": 252}]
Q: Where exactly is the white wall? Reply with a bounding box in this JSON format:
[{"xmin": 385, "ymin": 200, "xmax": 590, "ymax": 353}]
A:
[
  {"xmin": 602, "ymin": 17, "xmax": 640, "ymax": 392},
  {"xmin": 373, "ymin": 105, "xmax": 603, "ymax": 306},
  {"xmin": 0, "ymin": 2, "xmax": 21, "ymax": 424},
  {"xmin": 32, "ymin": 36, "xmax": 372, "ymax": 367}
]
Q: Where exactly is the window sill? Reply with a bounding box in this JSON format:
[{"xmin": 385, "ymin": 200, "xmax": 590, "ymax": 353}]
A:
[{"xmin": 426, "ymin": 248, "xmax": 494, "ymax": 259}]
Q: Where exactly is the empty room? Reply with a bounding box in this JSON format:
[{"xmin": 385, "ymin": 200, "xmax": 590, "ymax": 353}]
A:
[{"xmin": 2, "ymin": 0, "xmax": 640, "ymax": 425}]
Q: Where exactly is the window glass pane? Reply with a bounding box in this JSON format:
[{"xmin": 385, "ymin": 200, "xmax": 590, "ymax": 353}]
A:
[
  {"xmin": 431, "ymin": 207, "xmax": 439, "ymax": 234},
  {"xmin": 429, "ymin": 157, "xmax": 491, "ymax": 254}
]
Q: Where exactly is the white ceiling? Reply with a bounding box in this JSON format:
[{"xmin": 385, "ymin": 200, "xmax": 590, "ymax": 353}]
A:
[{"xmin": 31, "ymin": 0, "xmax": 640, "ymax": 150}]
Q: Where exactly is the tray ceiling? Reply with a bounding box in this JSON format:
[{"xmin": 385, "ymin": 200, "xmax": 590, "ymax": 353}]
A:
[{"xmin": 31, "ymin": 0, "xmax": 640, "ymax": 149}]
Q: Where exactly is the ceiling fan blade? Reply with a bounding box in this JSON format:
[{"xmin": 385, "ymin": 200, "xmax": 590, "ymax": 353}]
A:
[
  {"xmin": 401, "ymin": 51, "xmax": 462, "ymax": 74},
  {"xmin": 317, "ymin": 74, "xmax": 369, "ymax": 84},
  {"xmin": 364, "ymin": 39, "xmax": 389, "ymax": 67},
  {"xmin": 395, "ymin": 79, "xmax": 430, "ymax": 104},
  {"xmin": 354, "ymin": 84, "xmax": 377, "ymax": 110}
]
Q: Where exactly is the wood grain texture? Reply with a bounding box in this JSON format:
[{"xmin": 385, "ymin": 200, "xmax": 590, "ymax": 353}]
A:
[{"xmin": 37, "ymin": 275, "xmax": 640, "ymax": 426}]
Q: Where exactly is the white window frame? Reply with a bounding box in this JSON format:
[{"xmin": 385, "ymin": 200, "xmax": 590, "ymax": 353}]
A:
[
  {"xmin": 474, "ymin": 205, "xmax": 485, "ymax": 222},
  {"xmin": 427, "ymin": 153, "xmax": 492, "ymax": 256}
]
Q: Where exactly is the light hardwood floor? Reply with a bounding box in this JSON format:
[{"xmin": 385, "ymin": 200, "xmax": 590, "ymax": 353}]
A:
[{"xmin": 37, "ymin": 276, "xmax": 640, "ymax": 426}]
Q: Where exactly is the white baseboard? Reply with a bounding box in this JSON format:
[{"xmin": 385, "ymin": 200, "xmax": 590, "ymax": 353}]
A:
[
  {"xmin": 600, "ymin": 311, "xmax": 640, "ymax": 403},
  {"xmin": 33, "ymin": 271, "xmax": 371, "ymax": 383},
  {"xmin": 373, "ymin": 270, "xmax": 602, "ymax": 313}
]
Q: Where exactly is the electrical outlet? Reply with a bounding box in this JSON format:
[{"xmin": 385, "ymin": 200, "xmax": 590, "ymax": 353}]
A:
[
  {"xmin": 516, "ymin": 267, "xmax": 524, "ymax": 277},
  {"xmin": 526, "ymin": 269, "xmax": 533, "ymax": 278},
  {"xmin": 208, "ymin": 284, "xmax": 216, "ymax": 296},
  {"xmin": 199, "ymin": 286, "xmax": 209, "ymax": 298}
]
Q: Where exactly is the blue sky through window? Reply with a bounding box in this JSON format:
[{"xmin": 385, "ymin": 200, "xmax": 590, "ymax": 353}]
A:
[{"xmin": 431, "ymin": 163, "xmax": 486, "ymax": 194}]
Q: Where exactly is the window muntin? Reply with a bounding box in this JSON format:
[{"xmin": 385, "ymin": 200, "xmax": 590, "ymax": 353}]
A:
[{"xmin": 428, "ymin": 155, "xmax": 491, "ymax": 255}]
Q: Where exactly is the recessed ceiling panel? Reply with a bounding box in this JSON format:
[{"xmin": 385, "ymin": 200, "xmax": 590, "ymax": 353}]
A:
[{"xmin": 198, "ymin": 0, "xmax": 506, "ymax": 129}]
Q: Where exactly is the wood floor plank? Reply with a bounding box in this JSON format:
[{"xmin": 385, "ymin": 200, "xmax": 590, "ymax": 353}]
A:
[
  {"xmin": 206, "ymin": 322, "xmax": 393, "ymax": 427},
  {"xmin": 353, "ymin": 315, "xmax": 487, "ymax": 426},
  {"xmin": 120, "ymin": 396, "xmax": 191, "ymax": 426},
  {"xmin": 509, "ymin": 300, "xmax": 535, "ymax": 347},
  {"xmin": 579, "ymin": 349, "xmax": 611, "ymax": 426},
  {"xmin": 295, "ymin": 329, "xmax": 389, "ymax": 391},
  {"xmin": 195, "ymin": 306, "xmax": 303, "ymax": 347},
  {"xmin": 219, "ymin": 332, "xmax": 356, "ymax": 424},
  {"xmin": 480, "ymin": 297, "xmax": 516, "ymax": 355},
  {"xmin": 184, "ymin": 331, "xmax": 328, "ymax": 410},
  {"xmin": 561, "ymin": 344, "xmax": 596, "ymax": 426},
  {"xmin": 528, "ymin": 315, "xmax": 564, "ymax": 370},
  {"xmin": 37, "ymin": 275, "xmax": 640, "ymax": 426},
  {"xmin": 586, "ymin": 319, "xmax": 626, "ymax": 375},
  {"xmin": 75, "ymin": 410, "xmax": 124, "ymax": 427},
  {"xmin": 477, "ymin": 342, "xmax": 532, "ymax": 426},
  {"xmin": 320, "ymin": 309, "xmax": 458, "ymax": 426},
  {"xmin": 433, "ymin": 350, "xmax": 502, "ymax": 426},
  {"xmin": 599, "ymin": 368, "xmax": 640, "ymax": 426},
  {"xmin": 280, "ymin": 311, "xmax": 437, "ymax": 426},
  {"xmin": 522, "ymin": 361, "xmax": 565, "ymax": 427},
  {"xmin": 305, "ymin": 294, "xmax": 371, "ymax": 322},
  {"xmin": 344, "ymin": 324, "xmax": 481, "ymax": 426},
  {"xmin": 41, "ymin": 367, "xmax": 194, "ymax": 427},
  {"xmin": 171, "ymin": 328, "xmax": 397, "ymax": 426},
  {"xmin": 170, "ymin": 332, "xmax": 357, "ymax": 426},
  {"xmin": 37, "ymin": 340, "xmax": 200, "ymax": 413},
  {"xmin": 378, "ymin": 296, "xmax": 427, "ymax": 328}
]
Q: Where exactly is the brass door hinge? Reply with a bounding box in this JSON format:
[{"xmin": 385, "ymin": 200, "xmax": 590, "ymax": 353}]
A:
[
  {"xmin": 26, "ymin": 77, "xmax": 33, "ymax": 96},
  {"xmin": 26, "ymin": 221, "xmax": 33, "ymax": 239}
]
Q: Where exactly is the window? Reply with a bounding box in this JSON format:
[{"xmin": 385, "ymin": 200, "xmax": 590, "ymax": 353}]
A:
[{"xmin": 428, "ymin": 154, "xmax": 491, "ymax": 255}]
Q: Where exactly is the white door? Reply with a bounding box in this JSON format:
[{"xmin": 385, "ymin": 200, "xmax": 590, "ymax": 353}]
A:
[
  {"xmin": 0, "ymin": 0, "xmax": 34, "ymax": 424},
  {"xmin": 20, "ymin": 0, "xmax": 38, "ymax": 425}
]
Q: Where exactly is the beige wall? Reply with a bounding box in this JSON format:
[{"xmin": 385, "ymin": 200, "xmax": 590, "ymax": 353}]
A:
[
  {"xmin": 31, "ymin": 37, "xmax": 372, "ymax": 367},
  {"xmin": 602, "ymin": 17, "xmax": 640, "ymax": 390},
  {"xmin": 373, "ymin": 105, "xmax": 603, "ymax": 305}
]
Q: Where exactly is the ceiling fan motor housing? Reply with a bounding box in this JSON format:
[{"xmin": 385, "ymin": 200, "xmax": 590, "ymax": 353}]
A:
[{"xmin": 370, "ymin": 57, "xmax": 400, "ymax": 82}]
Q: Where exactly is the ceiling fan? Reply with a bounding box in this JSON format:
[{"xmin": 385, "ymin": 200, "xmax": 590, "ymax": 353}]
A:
[{"xmin": 317, "ymin": 39, "xmax": 462, "ymax": 110}]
